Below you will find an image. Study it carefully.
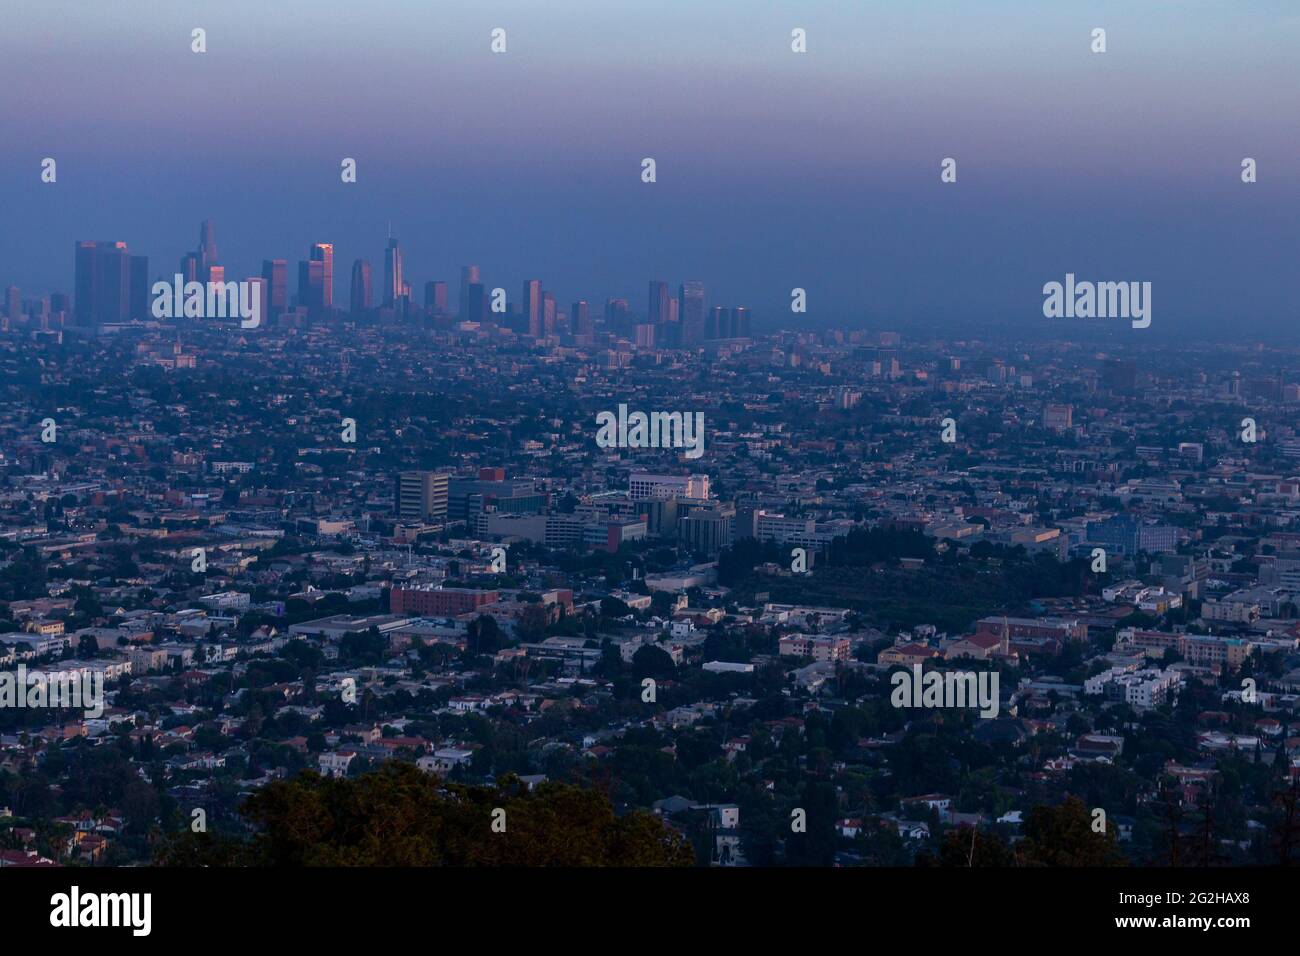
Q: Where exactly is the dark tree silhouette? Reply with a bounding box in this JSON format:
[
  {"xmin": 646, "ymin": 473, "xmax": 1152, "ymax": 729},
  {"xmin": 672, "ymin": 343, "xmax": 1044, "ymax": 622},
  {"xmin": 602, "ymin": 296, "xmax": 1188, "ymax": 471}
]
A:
[{"xmin": 154, "ymin": 763, "xmax": 693, "ymax": 867}]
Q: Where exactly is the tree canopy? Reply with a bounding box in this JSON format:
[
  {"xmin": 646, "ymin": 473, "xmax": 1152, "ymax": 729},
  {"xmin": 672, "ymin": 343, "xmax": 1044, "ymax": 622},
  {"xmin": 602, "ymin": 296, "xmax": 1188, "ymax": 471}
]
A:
[{"xmin": 155, "ymin": 763, "xmax": 694, "ymax": 867}]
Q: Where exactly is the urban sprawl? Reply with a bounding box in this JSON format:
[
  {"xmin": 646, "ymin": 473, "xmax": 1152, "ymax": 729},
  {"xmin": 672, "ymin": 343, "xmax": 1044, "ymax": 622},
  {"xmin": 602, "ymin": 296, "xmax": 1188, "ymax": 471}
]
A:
[{"xmin": 2, "ymin": 222, "xmax": 1299, "ymax": 868}]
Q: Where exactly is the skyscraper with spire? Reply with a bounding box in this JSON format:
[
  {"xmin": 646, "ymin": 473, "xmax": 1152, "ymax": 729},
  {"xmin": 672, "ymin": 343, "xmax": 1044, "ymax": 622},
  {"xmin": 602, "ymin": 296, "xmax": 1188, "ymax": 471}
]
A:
[
  {"xmin": 198, "ymin": 220, "xmax": 218, "ymax": 279},
  {"xmin": 383, "ymin": 224, "xmax": 403, "ymax": 310}
]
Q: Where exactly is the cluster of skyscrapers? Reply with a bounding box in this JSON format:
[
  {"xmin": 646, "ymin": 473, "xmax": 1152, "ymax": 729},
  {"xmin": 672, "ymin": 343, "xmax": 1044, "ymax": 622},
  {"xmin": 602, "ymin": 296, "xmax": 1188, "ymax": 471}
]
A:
[{"xmin": 21, "ymin": 221, "xmax": 756, "ymax": 343}]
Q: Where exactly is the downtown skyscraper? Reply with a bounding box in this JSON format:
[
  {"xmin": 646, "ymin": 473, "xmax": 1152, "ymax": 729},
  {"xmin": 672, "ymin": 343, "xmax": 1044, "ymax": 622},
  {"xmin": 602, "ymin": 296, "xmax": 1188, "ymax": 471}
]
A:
[
  {"xmin": 459, "ymin": 265, "xmax": 480, "ymax": 321},
  {"xmin": 541, "ymin": 291, "xmax": 556, "ymax": 336},
  {"xmin": 679, "ymin": 280, "xmax": 705, "ymax": 345},
  {"xmin": 351, "ymin": 259, "xmax": 373, "ymax": 313},
  {"xmin": 522, "ymin": 279, "xmax": 542, "ymax": 337},
  {"xmin": 261, "ymin": 259, "xmax": 287, "ymax": 322},
  {"xmin": 648, "ymin": 280, "xmax": 671, "ymax": 326},
  {"xmin": 383, "ymin": 228, "xmax": 403, "ymax": 309},
  {"xmin": 571, "ymin": 300, "xmax": 591, "ymax": 338},
  {"xmin": 311, "ymin": 243, "xmax": 334, "ymax": 310},
  {"xmin": 198, "ymin": 220, "xmax": 218, "ymax": 278},
  {"xmin": 74, "ymin": 240, "xmax": 131, "ymax": 329},
  {"xmin": 424, "ymin": 280, "xmax": 447, "ymax": 313}
]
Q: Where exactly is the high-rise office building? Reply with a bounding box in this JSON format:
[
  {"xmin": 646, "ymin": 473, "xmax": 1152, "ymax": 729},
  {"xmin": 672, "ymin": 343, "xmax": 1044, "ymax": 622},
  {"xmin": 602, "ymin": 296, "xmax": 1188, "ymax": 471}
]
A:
[
  {"xmin": 648, "ymin": 280, "xmax": 670, "ymax": 326},
  {"xmin": 5, "ymin": 286, "xmax": 21, "ymax": 321},
  {"xmin": 605, "ymin": 297, "xmax": 629, "ymax": 328},
  {"xmin": 522, "ymin": 279, "xmax": 541, "ymax": 336},
  {"xmin": 198, "ymin": 220, "xmax": 218, "ymax": 277},
  {"xmin": 466, "ymin": 282, "xmax": 486, "ymax": 324},
  {"xmin": 424, "ymin": 280, "xmax": 447, "ymax": 313},
  {"xmin": 74, "ymin": 240, "xmax": 130, "ymax": 329},
  {"xmin": 542, "ymin": 292, "xmax": 556, "ymax": 336},
  {"xmin": 261, "ymin": 259, "xmax": 287, "ymax": 321},
  {"xmin": 383, "ymin": 229, "xmax": 403, "ymax": 308},
  {"xmin": 572, "ymin": 300, "xmax": 591, "ymax": 337},
  {"xmin": 129, "ymin": 255, "xmax": 150, "ymax": 320},
  {"xmin": 298, "ymin": 259, "xmax": 325, "ymax": 315},
  {"xmin": 679, "ymin": 280, "xmax": 705, "ymax": 344},
  {"xmin": 663, "ymin": 298, "xmax": 680, "ymax": 345},
  {"xmin": 707, "ymin": 305, "xmax": 751, "ymax": 339},
  {"xmin": 707, "ymin": 306, "xmax": 725, "ymax": 339},
  {"xmin": 311, "ymin": 243, "xmax": 334, "ymax": 310},
  {"xmin": 395, "ymin": 471, "xmax": 449, "ymax": 523},
  {"xmin": 733, "ymin": 306, "xmax": 751, "ymax": 338},
  {"xmin": 678, "ymin": 503, "xmax": 736, "ymax": 557},
  {"xmin": 350, "ymin": 259, "xmax": 372, "ymax": 313},
  {"xmin": 1087, "ymin": 514, "xmax": 1177, "ymax": 556},
  {"xmin": 447, "ymin": 468, "xmax": 547, "ymax": 522},
  {"xmin": 459, "ymin": 265, "xmax": 480, "ymax": 320}
]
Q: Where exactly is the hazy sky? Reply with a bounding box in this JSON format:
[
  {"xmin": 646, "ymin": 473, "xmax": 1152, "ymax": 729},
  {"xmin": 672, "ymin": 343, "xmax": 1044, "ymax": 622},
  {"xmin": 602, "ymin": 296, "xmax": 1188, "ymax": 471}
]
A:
[{"xmin": 1, "ymin": 0, "xmax": 1297, "ymax": 332}]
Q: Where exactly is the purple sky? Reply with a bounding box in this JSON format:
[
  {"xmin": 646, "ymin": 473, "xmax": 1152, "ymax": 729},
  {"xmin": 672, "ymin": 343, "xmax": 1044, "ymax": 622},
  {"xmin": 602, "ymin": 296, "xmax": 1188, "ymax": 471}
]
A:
[{"xmin": 2, "ymin": 0, "xmax": 1297, "ymax": 333}]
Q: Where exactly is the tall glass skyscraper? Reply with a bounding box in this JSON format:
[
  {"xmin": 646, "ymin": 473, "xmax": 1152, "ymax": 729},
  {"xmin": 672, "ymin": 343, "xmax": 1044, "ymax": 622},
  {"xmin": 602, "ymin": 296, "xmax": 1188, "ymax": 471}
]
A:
[
  {"xmin": 311, "ymin": 243, "xmax": 334, "ymax": 309},
  {"xmin": 74, "ymin": 240, "xmax": 130, "ymax": 329},
  {"xmin": 198, "ymin": 220, "xmax": 218, "ymax": 279},
  {"xmin": 424, "ymin": 280, "xmax": 447, "ymax": 313},
  {"xmin": 648, "ymin": 280, "xmax": 670, "ymax": 326},
  {"xmin": 522, "ymin": 279, "xmax": 541, "ymax": 336},
  {"xmin": 383, "ymin": 228, "xmax": 403, "ymax": 309},
  {"xmin": 679, "ymin": 280, "xmax": 705, "ymax": 345},
  {"xmin": 261, "ymin": 259, "xmax": 287, "ymax": 322},
  {"xmin": 459, "ymin": 265, "xmax": 480, "ymax": 320},
  {"xmin": 351, "ymin": 259, "xmax": 373, "ymax": 313}
]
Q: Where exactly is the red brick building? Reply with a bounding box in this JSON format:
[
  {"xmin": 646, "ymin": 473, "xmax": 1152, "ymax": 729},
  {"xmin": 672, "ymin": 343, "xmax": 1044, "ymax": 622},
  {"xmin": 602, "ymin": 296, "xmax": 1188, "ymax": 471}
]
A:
[{"xmin": 390, "ymin": 587, "xmax": 499, "ymax": 616}]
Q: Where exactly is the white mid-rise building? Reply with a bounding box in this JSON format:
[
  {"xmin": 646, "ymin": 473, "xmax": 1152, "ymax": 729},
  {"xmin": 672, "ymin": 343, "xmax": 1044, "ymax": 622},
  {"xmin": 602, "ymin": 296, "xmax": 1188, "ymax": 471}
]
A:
[
  {"xmin": 628, "ymin": 472, "xmax": 709, "ymax": 501},
  {"xmin": 1085, "ymin": 666, "xmax": 1181, "ymax": 709}
]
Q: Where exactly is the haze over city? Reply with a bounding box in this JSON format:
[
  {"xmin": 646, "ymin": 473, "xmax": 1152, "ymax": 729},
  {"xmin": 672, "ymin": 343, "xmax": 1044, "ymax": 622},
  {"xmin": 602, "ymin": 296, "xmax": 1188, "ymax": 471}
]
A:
[
  {"xmin": 3, "ymin": 2, "xmax": 1299, "ymax": 936},
  {"xmin": 3, "ymin": 0, "xmax": 1298, "ymax": 332}
]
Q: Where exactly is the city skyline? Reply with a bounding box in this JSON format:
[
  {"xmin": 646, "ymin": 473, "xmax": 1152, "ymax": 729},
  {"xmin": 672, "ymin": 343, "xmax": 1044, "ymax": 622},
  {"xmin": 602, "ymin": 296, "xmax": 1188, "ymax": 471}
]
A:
[
  {"xmin": 2, "ymin": 1, "xmax": 1297, "ymax": 331},
  {"xmin": 15, "ymin": 220, "xmax": 769, "ymax": 346},
  {"xmin": 4, "ymin": 214, "xmax": 1292, "ymax": 344}
]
